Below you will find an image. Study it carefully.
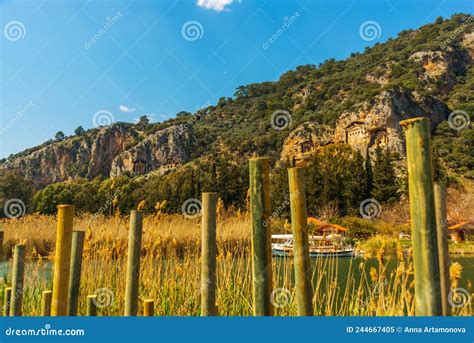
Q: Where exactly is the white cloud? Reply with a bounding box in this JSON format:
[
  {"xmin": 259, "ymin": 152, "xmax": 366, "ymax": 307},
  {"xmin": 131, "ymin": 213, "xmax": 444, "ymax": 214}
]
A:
[
  {"xmin": 196, "ymin": 0, "xmax": 236, "ymax": 12},
  {"xmin": 119, "ymin": 105, "xmax": 136, "ymax": 113}
]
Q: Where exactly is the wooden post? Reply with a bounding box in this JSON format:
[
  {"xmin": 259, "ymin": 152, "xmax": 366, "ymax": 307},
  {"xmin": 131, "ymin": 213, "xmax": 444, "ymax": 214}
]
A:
[
  {"xmin": 249, "ymin": 157, "xmax": 273, "ymax": 316},
  {"xmin": 288, "ymin": 168, "xmax": 313, "ymax": 316},
  {"xmin": 52, "ymin": 205, "xmax": 74, "ymax": 316},
  {"xmin": 67, "ymin": 231, "xmax": 85, "ymax": 316},
  {"xmin": 434, "ymin": 182, "xmax": 451, "ymax": 316},
  {"xmin": 400, "ymin": 117, "xmax": 442, "ymax": 316},
  {"xmin": 0, "ymin": 231, "xmax": 4, "ymax": 260},
  {"xmin": 143, "ymin": 299, "xmax": 154, "ymax": 316},
  {"xmin": 201, "ymin": 192, "xmax": 218, "ymax": 316},
  {"xmin": 41, "ymin": 290, "xmax": 52, "ymax": 316},
  {"xmin": 124, "ymin": 210, "xmax": 143, "ymax": 316},
  {"xmin": 3, "ymin": 287, "xmax": 12, "ymax": 316},
  {"xmin": 10, "ymin": 244, "xmax": 25, "ymax": 316},
  {"xmin": 87, "ymin": 295, "xmax": 97, "ymax": 316}
]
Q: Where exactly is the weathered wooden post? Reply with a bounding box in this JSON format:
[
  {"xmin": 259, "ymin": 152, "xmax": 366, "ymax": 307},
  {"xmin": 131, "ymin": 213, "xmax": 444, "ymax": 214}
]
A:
[
  {"xmin": 143, "ymin": 299, "xmax": 154, "ymax": 316},
  {"xmin": 124, "ymin": 210, "xmax": 143, "ymax": 316},
  {"xmin": 288, "ymin": 167, "xmax": 313, "ymax": 315},
  {"xmin": 0, "ymin": 231, "xmax": 4, "ymax": 259},
  {"xmin": 87, "ymin": 295, "xmax": 97, "ymax": 316},
  {"xmin": 434, "ymin": 182, "xmax": 451, "ymax": 316},
  {"xmin": 201, "ymin": 192, "xmax": 218, "ymax": 316},
  {"xmin": 52, "ymin": 205, "xmax": 74, "ymax": 316},
  {"xmin": 41, "ymin": 290, "xmax": 52, "ymax": 316},
  {"xmin": 3, "ymin": 287, "xmax": 12, "ymax": 316},
  {"xmin": 400, "ymin": 117, "xmax": 442, "ymax": 316},
  {"xmin": 67, "ymin": 230, "xmax": 85, "ymax": 316},
  {"xmin": 10, "ymin": 244, "xmax": 25, "ymax": 316},
  {"xmin": 249, "ymin": 157, "xmax": 273, "ymax": 316}
]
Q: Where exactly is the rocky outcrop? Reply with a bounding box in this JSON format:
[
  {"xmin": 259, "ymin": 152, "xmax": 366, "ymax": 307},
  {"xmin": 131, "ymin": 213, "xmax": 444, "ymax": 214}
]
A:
[
  {"xmin": 2, "ymin": 138, "xmax": 93, "ymax": 188},
  {"xmin": 110, "ymin": 125, "xmax": 194, "ymax": 177},
  {"xmin": 462, "ymin": 32, "xmax": 474, "ymax": 59},
  {"xmin": 280, "ymin": 123, "xmax": 333, "ymax": 162},
  {"xmin": 2, "ymin": 124, "xmax": 194, "ymax": 188},
  {"xmin": 282, "ymin": 89, "xmax": 449, "ymax": 160},
  {"xmin": 334, "ymin": 89, "xmax": 448, "ymax": 156},
  {"xmin": 409, "ymin": 44, "xmax": 471, "ymax": 92}
]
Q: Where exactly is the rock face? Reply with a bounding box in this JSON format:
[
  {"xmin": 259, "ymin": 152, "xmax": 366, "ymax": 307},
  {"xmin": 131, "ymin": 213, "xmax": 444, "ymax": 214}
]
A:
[
  {"xmin": 280, "ymin": 123, "xmax": 333, "ymax": 162},
  {"xmin": 282, "ymin": 89, "xmax": 449, "ymax": 160},
  {"xmin": 409, "ymin": 49, "xmax": 468, "ymax": 92},
  {"xmin": 2, "ymin": 124, "xmax": 194, "ymax": 188},
  {"xmin": 110, "ymin": 125, "xmax": 194, "ymax": 177}
]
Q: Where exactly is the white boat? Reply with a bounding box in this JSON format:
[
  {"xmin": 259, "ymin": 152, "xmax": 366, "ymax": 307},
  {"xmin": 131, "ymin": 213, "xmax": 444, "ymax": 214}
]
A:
[{"xmin": 271, "ymin": 234, "xmax": 355, "ymax": 258}]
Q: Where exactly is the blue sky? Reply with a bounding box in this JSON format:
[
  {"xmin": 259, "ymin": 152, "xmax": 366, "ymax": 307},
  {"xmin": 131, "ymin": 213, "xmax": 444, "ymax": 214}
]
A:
[{"xmin": 0, "ymin": 0, "xmax": 473, "ymax": 158}]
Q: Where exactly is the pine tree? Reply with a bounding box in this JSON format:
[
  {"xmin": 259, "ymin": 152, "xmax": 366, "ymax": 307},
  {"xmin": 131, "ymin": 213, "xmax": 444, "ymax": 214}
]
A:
[
  {"xmin": 365, "ymin": 151, "xmax": 373, "ymax": 198},
  {"xmin": 372, "ymin": 146, "xmax": 399, "ymax": 203}
]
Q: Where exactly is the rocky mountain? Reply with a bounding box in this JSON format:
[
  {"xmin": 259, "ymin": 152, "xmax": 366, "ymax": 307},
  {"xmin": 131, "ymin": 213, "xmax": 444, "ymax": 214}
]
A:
[
  {"xmin": 2, "ymin": 14, "xmax": 473, "ymax": 188},
  {"xmin": 281, "ymin": 89, "xmax": 450, "ymax": 161},
  {"xmin": 2, "ymin": 123, "xmax": 194, "ymax": 188}
]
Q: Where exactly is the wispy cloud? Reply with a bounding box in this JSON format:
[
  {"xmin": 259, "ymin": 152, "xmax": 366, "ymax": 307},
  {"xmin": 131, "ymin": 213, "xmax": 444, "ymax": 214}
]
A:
[
  {"xmin": 196, "ymin": 0, "xmax": 237, "ymax": 12},
  {"xmin": 119, "ymin": 105, "xmax": 136, "ymax": 113}
]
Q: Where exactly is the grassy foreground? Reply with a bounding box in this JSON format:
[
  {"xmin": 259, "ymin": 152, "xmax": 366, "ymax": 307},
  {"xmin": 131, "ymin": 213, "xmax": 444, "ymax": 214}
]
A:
[{"xmin": 0, "ymin": 214, "xmax": 472, "ymax": 316}]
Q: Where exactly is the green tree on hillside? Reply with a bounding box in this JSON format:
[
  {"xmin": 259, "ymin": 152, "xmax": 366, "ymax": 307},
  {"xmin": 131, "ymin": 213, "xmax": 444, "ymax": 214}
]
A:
[
  {"xmin": 0, "ymin": 171, "xmax": 32, "ymax": 218},
  {"xmin": 372, "ymin": 146, "xmax": 399, "ymax": 203}
]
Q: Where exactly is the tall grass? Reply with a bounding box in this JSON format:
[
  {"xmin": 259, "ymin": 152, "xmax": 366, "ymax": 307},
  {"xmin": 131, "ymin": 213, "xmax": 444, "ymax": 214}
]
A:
[{"xmin": 0, "ymin": 214, "xmax": 471, "ymax": 316}]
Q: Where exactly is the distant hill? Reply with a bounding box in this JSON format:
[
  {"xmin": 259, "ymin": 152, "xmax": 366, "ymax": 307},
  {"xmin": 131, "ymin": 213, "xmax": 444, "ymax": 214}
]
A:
[{"xmin": 2, "ymin": 14, "xmax": 473, "ymax": 189}]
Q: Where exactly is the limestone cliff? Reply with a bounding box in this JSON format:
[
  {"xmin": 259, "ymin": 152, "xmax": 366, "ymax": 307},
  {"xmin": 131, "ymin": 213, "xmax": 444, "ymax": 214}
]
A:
[
  {"xmin": 282, "ymin": 89, "xmax": 449, "ymax": 161},
  {"xmin": 110, "ymin": 125, "xmax": 194, "ymax": 177},
  {"xmin": 2, "ymin": 124, "xmax": 194, "ymax": 188}
]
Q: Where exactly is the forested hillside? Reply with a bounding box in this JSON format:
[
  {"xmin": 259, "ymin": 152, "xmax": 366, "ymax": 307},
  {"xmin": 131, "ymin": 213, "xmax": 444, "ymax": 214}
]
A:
[{"xmin": 1, "ymin": 14, "xmax": 472, "ymax": 217}]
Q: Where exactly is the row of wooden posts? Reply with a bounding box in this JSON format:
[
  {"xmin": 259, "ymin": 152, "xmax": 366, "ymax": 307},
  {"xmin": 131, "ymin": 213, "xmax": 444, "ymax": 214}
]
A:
[{"xmin": 2, "ymin": 117, "xmax": 450, "ymax": 316}]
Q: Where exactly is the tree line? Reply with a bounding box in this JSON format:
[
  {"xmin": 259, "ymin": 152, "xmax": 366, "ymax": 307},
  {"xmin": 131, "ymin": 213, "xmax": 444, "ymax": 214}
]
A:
[{"xmin": 1, "ymin": 144, "xmax": 402, "ymax": 219}]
